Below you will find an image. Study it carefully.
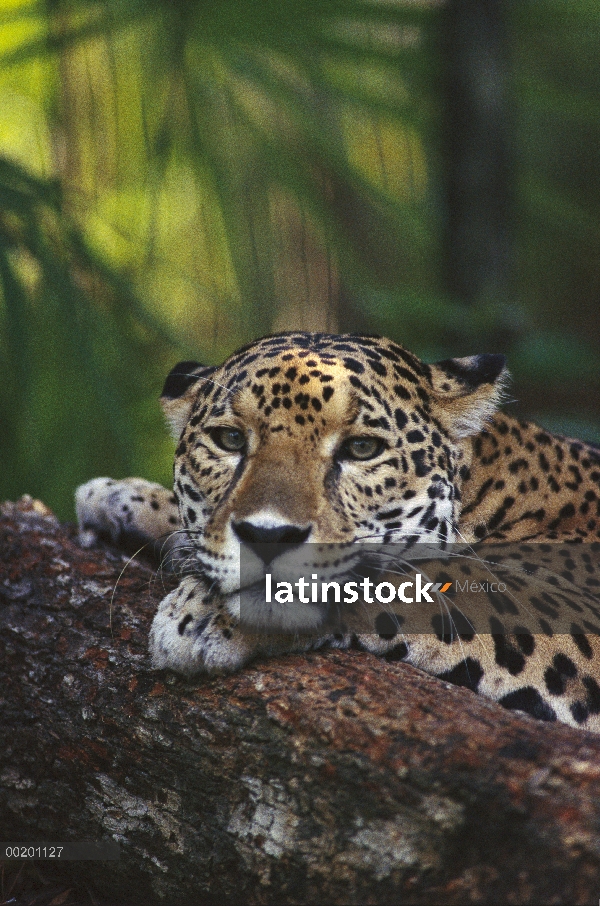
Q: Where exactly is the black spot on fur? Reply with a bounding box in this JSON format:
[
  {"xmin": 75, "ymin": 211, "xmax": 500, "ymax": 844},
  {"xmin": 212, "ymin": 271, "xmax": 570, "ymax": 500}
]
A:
[
  {"xmin": 343, "ymin": 357, "xmax": 364, "ymax": 374},
  {"xmin": 570, "ymin": 701, "xmax": 588, "ymax": 724},
  {"xmin": 178, "ymin": 614, "xmax": 193, "ymax": 635},
  {"xmin": 571, "ymin": 625, "xmax": 593, "ymax": 659},
  {"xmin": 515, "ymin": 630, "xmax": 535, "ymax": 656},
  {"xmin": 553, "ymin": 652, "xmax": 577, "ymax": 678},
  {"xmin": 583, "ymin": 676, "xmax": 600, "ymax": 714},
  {"xmin": 544, "ymin": 666, "xmax": 565, "ymax": 696},
  {"xmin": 185, "ymin": 485, "xmax": 202, "ymax": 503},
  {"xmin": 490, "ymin": 618, "xmax": 525, "ymax": 675},
  {"xmin": 393, "ymin": 384, "xmax": 411, "ymax": 400},
  {"xmin": 394, "ymin": 367, "xmax": 419, "ymax": 385},
  {"xmin": 431, "ymin": 608, "xmax": 474, "ymax": 644},
  {"xmin": 394, "ymin": 408, "xmax": 408, "ymax": 430},
  {"xmin": 411, "ymin": 449, "xmax": 431, "ymax": 477},
  {"xmin": 437, "ymin": 657, "xmax": 483, "ymax": 692},
  {"xmin": 384, "ymin": 642, "xmax": 409, "ymax": 661},
  {"xmin": 559, "ymin": 502, "xmax": 576, "ymax": 520},
  {"xmin": 374, "ymin": 612, "xmax": 403, "ymax": 639},
  {"xmin": 499, "ymin": 688, "xmax": 557, "ymax": 722}
]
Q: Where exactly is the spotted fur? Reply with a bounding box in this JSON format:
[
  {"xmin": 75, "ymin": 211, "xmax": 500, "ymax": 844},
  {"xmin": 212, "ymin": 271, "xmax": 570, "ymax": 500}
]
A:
[{"xmin": 76, "ymin": 333, "xmax": 600, "ymax": 731}]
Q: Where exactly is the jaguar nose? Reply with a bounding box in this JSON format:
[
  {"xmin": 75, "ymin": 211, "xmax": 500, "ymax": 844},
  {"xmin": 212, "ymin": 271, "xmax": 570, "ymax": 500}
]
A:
[{"xmin": 232, "ymin": 520, "xmax": 311, "ymax": 565}]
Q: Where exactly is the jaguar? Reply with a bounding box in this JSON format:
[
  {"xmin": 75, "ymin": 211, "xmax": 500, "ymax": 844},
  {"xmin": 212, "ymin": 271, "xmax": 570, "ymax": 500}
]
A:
[{"xmin": 76, "ymin": 332, "xmax": 600, "ymax": 730}]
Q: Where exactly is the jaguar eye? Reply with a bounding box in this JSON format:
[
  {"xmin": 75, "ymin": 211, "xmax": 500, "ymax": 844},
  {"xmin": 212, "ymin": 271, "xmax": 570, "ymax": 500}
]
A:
[
  {"xmin": 339, "ymin": 437, "xmax": 384, "ymax": 461},
  {"xmin": 210, "ymin": 427, "xmax": 246, "ymax": 452}
]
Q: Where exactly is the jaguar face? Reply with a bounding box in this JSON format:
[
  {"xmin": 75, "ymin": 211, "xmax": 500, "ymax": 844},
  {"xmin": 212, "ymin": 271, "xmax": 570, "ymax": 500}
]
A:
[{"xmin": 161, "ymin": 333, "xmax": 506, "ymax": 609}]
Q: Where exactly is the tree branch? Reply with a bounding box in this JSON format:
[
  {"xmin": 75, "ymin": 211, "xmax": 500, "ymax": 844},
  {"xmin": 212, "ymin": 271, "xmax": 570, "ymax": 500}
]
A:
[{"xmin": 2, "ymin": 496, "xmax": 600, "ymax": 905}]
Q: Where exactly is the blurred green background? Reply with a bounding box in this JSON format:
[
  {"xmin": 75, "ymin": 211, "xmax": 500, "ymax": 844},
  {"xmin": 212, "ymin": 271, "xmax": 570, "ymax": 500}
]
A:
[{"xmin": 1, "ymin": 0, "xmax": 599, "ymax": 520}]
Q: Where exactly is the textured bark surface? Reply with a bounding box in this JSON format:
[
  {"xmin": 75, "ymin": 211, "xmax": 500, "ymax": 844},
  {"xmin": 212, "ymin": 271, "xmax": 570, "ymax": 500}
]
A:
[{"xmin": 2, "ymin": 496, "xmax": 600, "ymax": 905}]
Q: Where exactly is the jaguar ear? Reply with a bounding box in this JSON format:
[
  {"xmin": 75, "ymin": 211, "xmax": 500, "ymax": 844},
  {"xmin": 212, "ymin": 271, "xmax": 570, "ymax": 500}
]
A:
[
  {"xmin": 160, "ymin": 360, "xmax": 216, "ymax": 438},
  {"xmin": 428, "ymin": 353, "xmax": 509, "ymax": 438}
]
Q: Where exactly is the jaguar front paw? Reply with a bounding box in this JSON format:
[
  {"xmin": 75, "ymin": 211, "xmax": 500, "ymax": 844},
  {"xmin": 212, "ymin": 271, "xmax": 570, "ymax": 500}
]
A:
[
  {"xmin": 149, "ymin": 577, "xmax": 258, "ymax": 675},
  {"xmin": 75, "ymin": 477, "xmax": 181, "ymax": 561}
]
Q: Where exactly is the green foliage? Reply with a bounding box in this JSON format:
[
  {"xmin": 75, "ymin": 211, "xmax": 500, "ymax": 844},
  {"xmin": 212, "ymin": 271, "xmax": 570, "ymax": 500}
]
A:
[
  {"xmin": 0, "ymin": 157, "xmax": 185, "ymax": 516},
  {"xmin": 0, "ymin": 0, "xmax": 599, "ymax": 518},
  {"xmin": 0, "ymin": 0, "xmax": 438, "ymax": 518}
]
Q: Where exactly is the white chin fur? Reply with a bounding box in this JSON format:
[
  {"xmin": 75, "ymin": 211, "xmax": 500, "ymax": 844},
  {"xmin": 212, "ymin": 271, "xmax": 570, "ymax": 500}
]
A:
[{"xmin": 231, "ymin": 587, "xmax": 326, "ymax": 633}]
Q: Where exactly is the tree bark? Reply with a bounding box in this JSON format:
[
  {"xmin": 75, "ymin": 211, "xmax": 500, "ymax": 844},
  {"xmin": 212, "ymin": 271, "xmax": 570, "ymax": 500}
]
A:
[{"xmin": 2, "ymin": 496, "xmax": 600, "ymax": 905}]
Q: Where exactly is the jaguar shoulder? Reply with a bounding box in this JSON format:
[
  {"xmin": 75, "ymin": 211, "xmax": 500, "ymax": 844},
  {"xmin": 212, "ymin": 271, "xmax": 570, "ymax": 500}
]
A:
[{"xmin": 76, "ymin": 332, "xmax": 600, "ymax": 731}]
